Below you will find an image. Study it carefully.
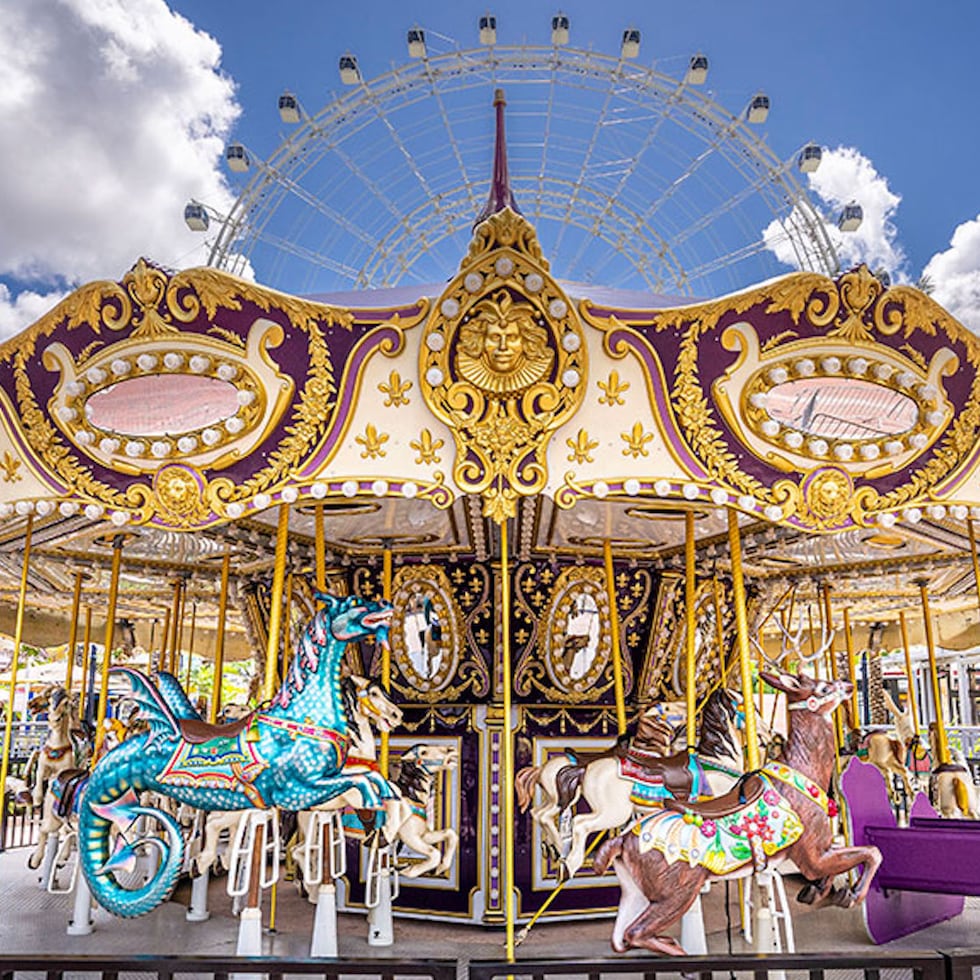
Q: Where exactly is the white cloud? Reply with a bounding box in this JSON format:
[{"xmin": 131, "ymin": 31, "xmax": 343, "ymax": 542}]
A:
[
  {"xmin": 922, "ymin": 215, "xmax": 980, "ymax": 332},
  {"xmin": 0, "ymin": 284, "xmax": 69, "ymax": 338},
  {"xmin": 764, "ymin": 146, "xmax": 905, "ymax": 279},
  {"xmin": 0, "ymin": 0, "xmax": 240, "ymax": 339}
]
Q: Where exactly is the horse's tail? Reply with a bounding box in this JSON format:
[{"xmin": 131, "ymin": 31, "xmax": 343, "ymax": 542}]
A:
[
  {"xmin": 555, "ymin": 764, "xmax": 585, "ymax": 812},
  {"xmin": 78, "ymin": 736, "xmax": 184, "ymax": 918},
  {"xmin": 514, "ymin": 765, "xmax": 540, "ymax": 812},
  {"xmin": 593, "ymin": 833, "xmax": 624, "ymax": 876}
]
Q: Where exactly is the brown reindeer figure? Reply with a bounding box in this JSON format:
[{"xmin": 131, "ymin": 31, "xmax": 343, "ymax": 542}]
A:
[{"xmin": 594, "ymin": 671, "xmax": 882, "ymax": 956}]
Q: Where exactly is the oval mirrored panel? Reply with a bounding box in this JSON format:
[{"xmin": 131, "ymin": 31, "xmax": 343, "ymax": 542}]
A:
[
  {"xmin": 763, "ymin": 378, "xmax": 918, "ymax": 440},
  {"xmin": 84, "ymin": 375, "xmax": 241, "ymax": 436}
]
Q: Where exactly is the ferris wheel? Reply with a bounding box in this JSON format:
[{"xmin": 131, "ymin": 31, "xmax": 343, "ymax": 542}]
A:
[{"xmin": 194, "ymin": 17, "xmax": 846, "ymax": 300}]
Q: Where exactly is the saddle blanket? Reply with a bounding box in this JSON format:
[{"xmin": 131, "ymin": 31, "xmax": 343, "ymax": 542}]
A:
[
  {"xmin": 159, "ymin": 731, "xmax": 266, "ymax": 795},
  {"xmin": 621, "ymin": 753, "xmax": 706, "ymax": 806},
  {"xmin": 632, "ymin": 775, "xmax": 803, "ymax": 875}
]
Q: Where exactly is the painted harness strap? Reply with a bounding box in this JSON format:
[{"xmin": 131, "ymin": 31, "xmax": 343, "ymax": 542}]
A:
[
  {"xmin": 256, "ymin": 713, "xmax": 350, "ymax": 755},
  {"xmin": 763, "ymin": 761, "xmax": 838, "ymax": 817}
]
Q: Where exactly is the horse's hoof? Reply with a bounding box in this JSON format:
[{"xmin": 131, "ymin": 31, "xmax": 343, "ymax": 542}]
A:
[
  {"xmin": 26, "ymin": 854, "xmax": 41, "ymax": 871},
  {"xmin": 797, "ymin": 883, "xmax": 818, "ymax": 904}
]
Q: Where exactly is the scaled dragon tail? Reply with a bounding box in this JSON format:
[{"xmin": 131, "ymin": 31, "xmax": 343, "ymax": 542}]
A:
[{"xmin": 78, "ymin": 737, "xmax": 184, "ymax": 918}]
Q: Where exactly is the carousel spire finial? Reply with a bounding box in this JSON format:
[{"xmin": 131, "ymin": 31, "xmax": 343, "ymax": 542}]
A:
[{"xmin": 474, "ymin": 88, "xmax": 521, "ymax": 227}]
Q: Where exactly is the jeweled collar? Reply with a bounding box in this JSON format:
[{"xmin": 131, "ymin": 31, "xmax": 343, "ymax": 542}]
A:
[{"xmin": 763, "ymin": 761, "xmax": 838, "ymax": 817}]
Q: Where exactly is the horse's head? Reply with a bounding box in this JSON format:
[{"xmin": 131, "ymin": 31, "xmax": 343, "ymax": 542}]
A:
[
  {"xmin": 760, "ymin": 670, "xmax": 851, "ymax": 717},
  {"xmin": 49, "ymin": 687, "xmax": 70, "ymax": 721},
  {"xmin": 401, "ymin": 742, "xmax": 459, "ymax": 772},
  {"xmin": 327, "ymin": 595, "xmax": 393, "ymax": 647},
  {"xmin": 348, "ymin": 675, "xmax": 403, "ymax": 732}
]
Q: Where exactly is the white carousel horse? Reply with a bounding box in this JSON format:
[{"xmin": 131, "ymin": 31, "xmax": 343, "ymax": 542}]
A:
[
  {"xmin": 515, "ymin": 705, "xmax": 678, "ymax": 859},
  {"xmin": 561, "ymin": 687, "xmax": 749, "ymax": 877},
  {"xmin": 25, "ymin": 689, "xmax": 81, "ymax": 808},
  {"xmin": 385, "ymin": 743, "xmax": 459, "ymax": 877},
  {"xmin": 26, "ymin": 699, "xmax": 142, "ymax": 872},
  {"xmin": 862, "ymin": 691, "xmax": 918, "ymax": 803},
  {"xmin": 195, "ymin": 678, "xmax": 402, "ymax": 877},
  {"xmin": 928, "ymin": 724, "xmax": 980, "ymax": 819}
]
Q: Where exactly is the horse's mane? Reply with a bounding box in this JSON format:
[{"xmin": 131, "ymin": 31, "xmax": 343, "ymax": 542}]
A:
[
  {"xmin": 697, "ymin": 688, "xmax": 739, "ymax": 761},
  {"xmin": 340, "ymin": 675, "xmax": 359, "ymax": 721},
  {"xmin": 393, "ymin": 756, "xmax": 429, "ymax": 802}
]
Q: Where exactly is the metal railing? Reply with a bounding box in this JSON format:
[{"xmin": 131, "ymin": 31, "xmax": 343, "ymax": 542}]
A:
[
  {"xmin": 0, "ymin": 955, "xmax": 458, "ymax": 980},
  {"xmin": 0, "ymin": 789, "xmax": 37, "ymax": 852},
  {"xmin": 471, "ymin": 951, "xmax": 948, "ymax": 980}
]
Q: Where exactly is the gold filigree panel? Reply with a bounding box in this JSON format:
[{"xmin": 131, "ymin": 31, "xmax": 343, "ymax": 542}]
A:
[{"xmin": 419, "ymin": 209, "xmax": 587, "ymax": 523}]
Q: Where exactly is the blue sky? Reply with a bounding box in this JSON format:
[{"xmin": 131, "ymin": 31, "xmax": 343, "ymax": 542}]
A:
[{"xmin": 1, "ymin": 0, "xmax": 979, "ymax": 331}]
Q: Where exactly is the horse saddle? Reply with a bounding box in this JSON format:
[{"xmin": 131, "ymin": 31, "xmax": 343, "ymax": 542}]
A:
[
  {"xmin": 53, "ymin": 767, "xmax": 89, "ymax": 819},
  {"xmin": 665, "ymin": 772, "xmax": 766, "ymax": 820},
  {"xmin": 620, "ymin": 748, "xmax": 696, "ymax": 801},
  {"xmin": 934, "ymin": 761, "xmax": 969, "ymax": 775},
  {"xmin": 178, "ymin": 713, "xmax": 254, "ymax": 745}
]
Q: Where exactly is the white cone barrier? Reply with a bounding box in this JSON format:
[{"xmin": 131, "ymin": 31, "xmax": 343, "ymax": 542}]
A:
[
  {"xmin": 66, "ymin": 872, "xmax": 95, "ymax": 936},
  {"xmin": 310, "ymin": 883, "xmax": 339, "ymax": 957},
  {"xmin": 367, "ymin": 870, "xmax": 393, "ymax": 947},
  {"xmin": 235, "ymin": 905, "xmax": 263, "ymax": 956}
]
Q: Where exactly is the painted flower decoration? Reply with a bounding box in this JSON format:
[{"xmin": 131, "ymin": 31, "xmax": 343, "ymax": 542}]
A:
[
  {"xmin": 700, "ymin": 819, "xmax": 716, "ymax": 838},
  {"xmin": 763, "ymin": 789, "xmax": 780, "ymax": 806}
]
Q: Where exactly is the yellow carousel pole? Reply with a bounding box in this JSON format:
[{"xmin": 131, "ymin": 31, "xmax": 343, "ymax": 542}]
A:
[
  {"xmin": 209, "ymin": 550, "xmax": 232, "ymax": 723},
  {"xmin": 0, "ymin": 515, "xmax": 33, "ymax": 813},
  {"xmin": 281, "ymin": 573, "xmax": 294, "ymax": 677},
  {"xmin": 916, "ymin": 578, "xmax": 950, "ymax": 765},
  {"xmin": 263, "ymin": 504, "xmax": 290, "ymax": 703},
  {"xmin": 899, "ymin": 610, "xmax": 920, "ymax": 739},
  {"xmin": 184, "ymin": 600, "xmax": 197, "ymax": 691},
  {"xmin": 684, "ymin": 511, "xmax": 697, "ymax": 747},
  {"xmin": 314, "ymin": 505, "xmax": 326, "ymax": 594},
  {"xmin": 843, "ymin": 608, "xmax": 860, "ymax": 732},
  {"xmin": 727, "ymin": 509, "xmax": 760, "ymax": 770},
  {"xmin": 603, "ymin": 539, "xmax": 627, "ymax": 736},
  {"xmin": 822, "ymin": 583, "xmax": 844, "ymax": 746},
  {"xmin": 64, "ymin": 570, "xmax": 84, "ymax": 694},
  {"xmin": 501, "ymin": 518, "xmax": 516, "ymax": 962},
  {"xmin": 175, "ymin": 579, "xmax": 188, "ymax": 677},
  {"xmin": 92, "ymin": 535, "xmax": 124, "ymax": 761},
  {"xmin": 167, "ymin": 579, "xmax": 181, "ymax": 674},
  {"xmin": 157, "ymin": 606, "xmax": 171, "ymax": 675},
  {"xmin": 79, "ymin": 605, "xmax": 93, "ymax": 713},
  {"xmin": 379, "ymin": 546, "xmax": 393, "ymax": 777}
]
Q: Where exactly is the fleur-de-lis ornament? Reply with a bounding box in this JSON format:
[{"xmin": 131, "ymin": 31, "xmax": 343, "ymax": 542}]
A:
[
  {"xmin": 566, "ymin": 428, "xmax": 598, "ymax": 464},
  {"xmin": 621, "ymin": 421, "xmax": 654, "ymax": 457},
  {"xmin": 410, "ymin": 428, "xmax": 444, "ymax": 465},
  {"xmin": 356, "ymin": 423, "xmax": 389, "ymax": 459},
  {"xmin": 378, "ymin": 370, "xmax": 412, "ymax": 407},
  {"xmin": 598, "ymin": 370, "xmax": 629, "ymax": 406}
]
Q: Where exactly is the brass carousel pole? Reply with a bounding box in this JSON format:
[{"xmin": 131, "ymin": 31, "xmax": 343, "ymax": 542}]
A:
[
  {"xmin": 968, "ymin": 519, "xmax": 980, "ymax": 617},
  {"xmin": 314, "ymin": 505, "xmax": 326, "ymax": 594},
  {"xmin": 379, "ymin": 545, "xmax": 393, "ymax": 778},
  {"xmin": 209, "ymin": 550, "xmax": 232, "ymax": 723},
  {"xmin": 684, "ymin": 511, "xmax": 697, "ymax": 747},
  {"xmin": 92, "ymin": 535, "xmax": 124, "ymax": 761},
  {"xmin": 281, "ymin": 573, "xmax": 294, "ymax": 677},
  {"xmin": 167, "ymin": 579, "xmax": 181, "ymax": 674},
  {"xmin": 0, "ymin": 515, "xmax": 33, "ymax": 813},
  {"xmin": 64, "ymin": 570, "xmax": 84, "ymax": 694},
  {"xmin": 158, "ymin": 606, "xmax": 171, "ymax": 675},
  {"xmin": 501, "ymin": 518, "xmax": 516, "ymax": 962},
  {"xmin": 263, "ymin": 504, "xmax": 290, "ymax": 703},
  {"xmin": 602, "ymin": 539, "xmax": 627, "ymax": 735},
  {"xmin": 899, "ymin": 610, "xmax": 920, "ymax": 739},
  {"xmin": 727, "ymin": 510, "xmax": 760, "ymax": 770},
  {"xmin": 184, "ymin": 600, "xmax": 197, "ymax": 690},
  {"xmin": 821, "ymin": 583, "xmax": 845, "ymax": 746},
  {"xmin": 916, "ymin": 578, "xmax": 951, "ymax": 765},
  {"xmin": 79, "ymin": 605, "xmax": 93, "ymax": 715},
  {"xmin": 843, "ymin": 608, "xmax": 860, "ymax": 732},
  {"xmin": 175, "ymin": 579, "xmax": 188, "ymax": 677}
]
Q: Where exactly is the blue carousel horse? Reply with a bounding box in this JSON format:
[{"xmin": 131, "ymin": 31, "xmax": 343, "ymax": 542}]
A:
[{"xmin": 78, "ymin": 593, "xmax": 398, "ymax": 918}]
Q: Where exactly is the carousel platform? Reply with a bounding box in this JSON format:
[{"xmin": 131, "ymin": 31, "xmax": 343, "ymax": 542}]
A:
[{"xmin": 2, "ymin": 847, "xmax": 979, "ymax": 968}]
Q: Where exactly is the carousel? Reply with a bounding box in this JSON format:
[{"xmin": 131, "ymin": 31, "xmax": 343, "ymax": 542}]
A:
[{"xmin": 3, "ymin": 21, "xmax": 980, "ymax": 967}]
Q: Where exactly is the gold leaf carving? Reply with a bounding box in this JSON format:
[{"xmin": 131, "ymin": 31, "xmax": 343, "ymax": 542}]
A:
[
  {"xmin": 356, "ymin": 423, "xmax": 389, "ymax": 459},
  {"xmin": 379, "ymin": 370, "xmax": 412, "ymax": 407},
  {"xmin": 410, "ymin": 429, "xmax": 443, "ymax": 465},
  {"xmin": 566, "ymin": 428, "xmax": 598, "ymax": 464},
  {"xmin": 598, "ymin": 370, "xmax": 629, "ymax": 406},
  {"xmin": 621, "ymin": 421, "xmax": 654, "ymax": 458},
  {"xmin": 0, "ymin": 451, "xmax": 21, "ymax": 483}
]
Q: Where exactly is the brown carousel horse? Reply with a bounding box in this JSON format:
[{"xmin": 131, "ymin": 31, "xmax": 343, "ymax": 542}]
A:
[{"xmin": 594, "ymin": 671, "xmax": 882, "ymax": 956}]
